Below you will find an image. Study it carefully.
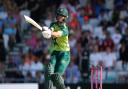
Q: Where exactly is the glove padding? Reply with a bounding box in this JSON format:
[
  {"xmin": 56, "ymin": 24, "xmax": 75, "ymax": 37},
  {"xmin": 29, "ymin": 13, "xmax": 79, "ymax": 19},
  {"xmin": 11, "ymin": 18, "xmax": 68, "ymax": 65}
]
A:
[{"xmin": 42, "ymin": 26, "xmax": 51, "ymax": 39}]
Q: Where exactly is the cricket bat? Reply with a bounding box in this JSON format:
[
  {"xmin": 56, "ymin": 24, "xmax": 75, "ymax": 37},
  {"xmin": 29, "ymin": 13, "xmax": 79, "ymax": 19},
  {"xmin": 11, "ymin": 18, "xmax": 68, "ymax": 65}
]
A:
[{"xmin": 24, "ymin": 15, "xmax": 43, "ymax": 31}]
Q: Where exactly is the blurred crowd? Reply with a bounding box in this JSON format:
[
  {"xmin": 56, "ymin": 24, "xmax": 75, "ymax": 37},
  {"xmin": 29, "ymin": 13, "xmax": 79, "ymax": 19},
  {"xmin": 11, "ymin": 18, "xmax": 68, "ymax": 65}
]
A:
[{"xmin": 0, "ymin": 0, "xmax": 128, "ymax": 83}]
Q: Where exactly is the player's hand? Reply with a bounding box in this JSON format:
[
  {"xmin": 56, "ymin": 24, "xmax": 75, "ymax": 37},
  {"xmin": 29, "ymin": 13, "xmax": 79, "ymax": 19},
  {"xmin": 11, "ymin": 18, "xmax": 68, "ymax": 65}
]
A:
[{"xmin": 42, "ymin": 29, "xmax": 51, "ymax": 39}]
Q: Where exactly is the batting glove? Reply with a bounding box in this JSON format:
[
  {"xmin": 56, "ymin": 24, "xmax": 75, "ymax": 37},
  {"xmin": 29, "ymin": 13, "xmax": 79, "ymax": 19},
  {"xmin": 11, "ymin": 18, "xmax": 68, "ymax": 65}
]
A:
[
  {"xmin": 42, "ymin": 26, "xmax": 49, "ymax": 31},
  {"xmin": 42, "ymin": 26, "xmax": 51, "ymax": 39}
]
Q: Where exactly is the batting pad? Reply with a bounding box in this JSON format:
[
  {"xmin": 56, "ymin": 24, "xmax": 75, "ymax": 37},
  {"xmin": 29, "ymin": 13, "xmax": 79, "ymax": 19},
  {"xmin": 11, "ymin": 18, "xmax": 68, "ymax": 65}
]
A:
[
  {"xmin": 51, "ymin": 74, "xmax": 66, "ymax": 89},
  {"xmin": 44, "ymin": 79, "xmax": 53, "ymax": 89},
  {"xmin": 44, "ymin": 64, "xmax": 54, "ymax": 89}
]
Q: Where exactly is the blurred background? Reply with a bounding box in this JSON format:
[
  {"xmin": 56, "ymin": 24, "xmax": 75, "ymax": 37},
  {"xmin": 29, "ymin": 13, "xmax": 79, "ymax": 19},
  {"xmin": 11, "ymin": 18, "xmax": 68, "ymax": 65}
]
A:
[{"xmin": 0, "ymin": 0, "xmax": 128, "ymax": 89}]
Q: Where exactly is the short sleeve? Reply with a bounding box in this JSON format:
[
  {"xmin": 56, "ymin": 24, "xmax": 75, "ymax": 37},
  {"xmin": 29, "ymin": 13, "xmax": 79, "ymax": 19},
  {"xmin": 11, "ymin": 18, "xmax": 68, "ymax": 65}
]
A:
[
  {"xmin": 49, "ymin": 22, "xmax": 55, "ymax": 31},
  {"xmin": 61, "ymin": 25, "xmax": 69, "ymax": 36}
]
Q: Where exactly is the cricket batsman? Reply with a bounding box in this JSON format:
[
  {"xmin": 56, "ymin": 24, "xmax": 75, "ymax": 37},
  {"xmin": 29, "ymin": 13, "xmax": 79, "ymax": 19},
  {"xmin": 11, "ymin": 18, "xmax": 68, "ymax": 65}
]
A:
[{"xmin": 41, "ymin": 8, "xmax": 70, "ymax": 89}]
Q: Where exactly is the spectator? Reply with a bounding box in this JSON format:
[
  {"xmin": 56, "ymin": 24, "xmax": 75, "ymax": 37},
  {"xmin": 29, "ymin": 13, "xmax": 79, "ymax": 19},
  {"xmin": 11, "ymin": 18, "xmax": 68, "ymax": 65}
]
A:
[
  {"xmin": 5, "ymin": 52, "xmax": 24, "ymax": 82},
  {"xmin": 98, "ymin": 10, "xmax": 110, "ymax": 23},
  {"xmin": 103, "ymin": 47, "xmax": 117, "ymax": 69},
  {"xmin": 3, "ymin": 14, "xmax": 17, "ymax": 51},
  {"xmin": 68, "ymin": 13, "xmax": 80, "ymax": 30},
  {"xmin": 0, "ymin": 62, "xmax": 5, "ymax": 82},
  {"xmin": 19, "ymin": 53, "xmax": 32, "ymax": 77},
  {"xmin": 25, "ymin": 28, "xmax": 39, "ymax": 50},
  {"xmin": 116, "ymin": 19, "xmax": 127, "ymax": 34},
  {"xmin": 30, "ymin": 60, "xmax": 44, "ymax": 78},
  {"xmin": 111, "ymin": 29, "xmax": 122, "ymax": 50},
  {"xmin": 104, "ymin": 0, "xmax": 114, "ymax": 10},
  {"xmin": 30, "ymin": 50, "xmax": 44, "ymax": 78},
  {"xmin": 35, "ymin": 71, "xmax": 44, "ymax": 83},
  {"xmin": 0, "ymin": 24, "xmax": 6, "ymax": 62},
  {"xmin": 93, "ymin": 25, "xmax": 104, "ymax": 40},
  {"xmin": 69, "ymin": 34, "xmax": 77, "ymax": 56},
  {"xmin": 102, "ymin": 31, "xmax": 115, "ymax": 51},
  {"xmin": 89, "ymin": 44, "xmax": 102, "ymax": 67},
  {"xmin": 43, "ymin": 12, "xmax": 52, "ymax": 27},
  {"xmin": 120, "ymin": 29, "xmax": 128, "ymax": 70},
  {"xmin": 119, "ymin": 42, "xmax": 128, "ymax": 70},
  {"xmin": 19, "ymin": 0, "xmax": 30, "ymax": 31},
  {"xmin": 82, "ymin": 16, "xmax": 93, "ymax": 33},
  {"xmin": 120, "ymin": 27, "xmax": 128, "ymax": 47},
  {"xmin": 84, "ymin": 3, "xmax": 93, "ymax": 16},
  {"xmin": 65, "ymin": 61, "xmax": 81, "ymax": 84}
]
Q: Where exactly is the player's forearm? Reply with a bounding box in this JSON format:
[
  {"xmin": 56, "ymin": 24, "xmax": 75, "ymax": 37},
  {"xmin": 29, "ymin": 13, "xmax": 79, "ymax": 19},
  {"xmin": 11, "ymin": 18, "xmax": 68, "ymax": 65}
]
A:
[{"xmin": 51, "ymin": 31, "xmax": 62, "ymax": 37}]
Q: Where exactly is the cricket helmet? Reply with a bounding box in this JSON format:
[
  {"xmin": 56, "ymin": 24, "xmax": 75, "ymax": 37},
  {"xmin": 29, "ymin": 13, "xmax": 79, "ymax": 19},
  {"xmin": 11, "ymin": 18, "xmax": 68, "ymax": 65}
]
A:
[{"xmin": 56, "ymin": 8, "xmax": 69, "ymax": 18}]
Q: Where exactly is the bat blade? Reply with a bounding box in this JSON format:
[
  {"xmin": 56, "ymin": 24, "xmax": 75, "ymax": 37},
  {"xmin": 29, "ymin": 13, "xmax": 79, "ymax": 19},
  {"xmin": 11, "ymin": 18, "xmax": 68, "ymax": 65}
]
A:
[{"xmin": 24, "ymin": 15, "xmax": 42, "ymax": 31}]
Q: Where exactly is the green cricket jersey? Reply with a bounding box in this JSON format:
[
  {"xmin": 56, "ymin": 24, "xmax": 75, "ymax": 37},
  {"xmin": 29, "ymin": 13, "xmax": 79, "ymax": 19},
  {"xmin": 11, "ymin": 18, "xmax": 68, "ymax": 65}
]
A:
[{"xmin": 50, "ymin": 22, "xmax": 70, "ymax": 51}]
